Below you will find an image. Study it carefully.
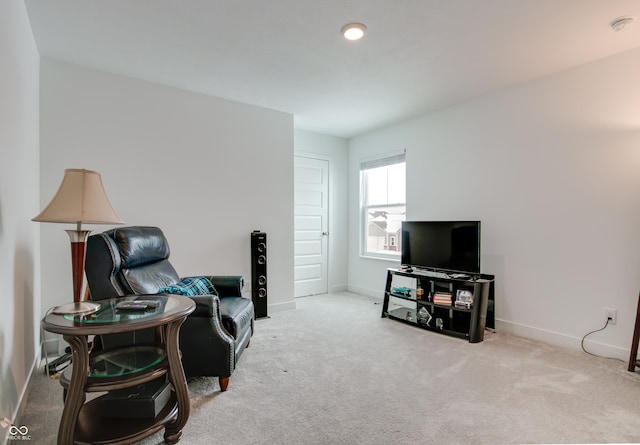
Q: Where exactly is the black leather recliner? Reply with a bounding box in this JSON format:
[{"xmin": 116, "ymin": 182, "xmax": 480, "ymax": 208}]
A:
[{"xmin": 84, "ymin": 226, "xmax": 254, "ymax": 391}]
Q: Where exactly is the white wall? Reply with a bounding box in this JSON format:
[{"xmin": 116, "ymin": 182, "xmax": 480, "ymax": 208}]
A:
[
  {"xmin": 349, "ymin": 47, "xmax": 640, "ymax": 360},
  {"xmin": 0, "ymin": 1, "xmax": 40, "ymax": 442},
  {"xmin": 39, "ymin": 60, "xmax": 295, "ymax": 331},
  {"xmin": 294, "ymin": 129, "xmax": 349, "ymax": 292}
]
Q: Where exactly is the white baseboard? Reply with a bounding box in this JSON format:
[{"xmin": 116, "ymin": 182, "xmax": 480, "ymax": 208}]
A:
[
  {"xmin": 347, "ymin": 284, "xmax": 380, "ymax": 299},
  {"xmin": 496, "ymin": 319, "xmax": 629, "ymax": 362},
  {"xmin": 268, "ymin": 300, "xmax": 296, "ymax": 313},
  {"xmin": 330, "ymin": 284, "xmax": 348, "ymax": 293},
  {"xmin": 346, "ymin": 284, "xmax": 630, "ymax": 362},
  {"xmin": 6, "ymin": 346, "xmax": 42, "ymax": 443}
]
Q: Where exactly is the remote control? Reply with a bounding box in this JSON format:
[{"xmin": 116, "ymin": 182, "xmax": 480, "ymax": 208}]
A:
[
  {"xmin": 116, "ymin": 301, "xmax": 151, "ymax": 311},
  {"xmin": 133, "ymin": 299, "xmax": 160, "ymax": 308}
]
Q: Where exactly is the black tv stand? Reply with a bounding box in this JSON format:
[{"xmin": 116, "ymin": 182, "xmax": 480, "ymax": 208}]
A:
[{"xmin": 382, "ymin": 268, "xmax": 495, "ymax": 343}]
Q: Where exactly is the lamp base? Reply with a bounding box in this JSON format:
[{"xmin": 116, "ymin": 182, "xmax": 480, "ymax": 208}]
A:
[{"xmin": 52, "ymin": 301, "xmax": 100, "ymax": 315}]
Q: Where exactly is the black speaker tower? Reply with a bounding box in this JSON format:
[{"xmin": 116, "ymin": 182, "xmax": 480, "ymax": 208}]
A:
[{"xmin": 251, "ymin": 231, "xmax": 268, "ymax": 319}]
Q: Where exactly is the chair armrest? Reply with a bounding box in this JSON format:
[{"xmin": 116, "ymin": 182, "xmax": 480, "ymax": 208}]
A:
[
  {"xmin": 180, "ymin": 275, "xmax": 244, "ymax": 297},
  {"xmin": 188, "ymin": 294, "xmax": 219, "ymax": 317}
]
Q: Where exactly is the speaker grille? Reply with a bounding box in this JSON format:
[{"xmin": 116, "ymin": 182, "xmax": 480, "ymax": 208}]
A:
[{"xmin": 251, "ymin": 231, "xmax": 268, "ymax": 318}]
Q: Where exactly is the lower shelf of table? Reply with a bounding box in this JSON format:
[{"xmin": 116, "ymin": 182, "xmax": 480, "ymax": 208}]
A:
[{"xmin": 73, "ymin": 391, "xmax": 178, "ymax": 444}]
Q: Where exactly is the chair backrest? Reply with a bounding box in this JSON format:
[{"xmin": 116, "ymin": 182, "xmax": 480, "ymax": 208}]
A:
[{"xmin": 86, "ymin": 226, "xmax": 181, "ymax": 300}]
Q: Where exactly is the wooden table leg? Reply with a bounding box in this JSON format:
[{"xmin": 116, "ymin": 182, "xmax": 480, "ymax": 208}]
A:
[
  {"xmin": 163, "ymin": 317, "xmax": 190, "ymax": 444},
  {"xmin": 58, "ymin": 335, "xmax": 89, "ymax": 445},
  {"xmin": 628, "ymin": 292, "xmax": 640, "ymax": 372}
]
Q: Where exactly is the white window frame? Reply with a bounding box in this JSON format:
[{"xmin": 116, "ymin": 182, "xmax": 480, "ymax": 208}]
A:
[{"xmin": 359, "ymin": 152, "xmax": 406, "ymax": 260}]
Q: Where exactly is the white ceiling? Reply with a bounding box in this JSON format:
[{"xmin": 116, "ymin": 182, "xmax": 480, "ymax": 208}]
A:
[{"xmin": 24, "ymin": 0, "xmax": 640, "ymax": 138}]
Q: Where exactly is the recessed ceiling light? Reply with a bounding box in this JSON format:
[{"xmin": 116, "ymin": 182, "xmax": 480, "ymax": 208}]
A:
[
  {"xmin": 341, "ymin": 23, "xmax": 367, "ymax": 41},
  {"xmin": 610, "ymin": 16, "xmax": 635, "ymax": 32}
]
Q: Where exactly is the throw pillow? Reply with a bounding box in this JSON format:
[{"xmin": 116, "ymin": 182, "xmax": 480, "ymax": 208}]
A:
[{"xmin": 157, "ymin": 276, "xmax": 217, "ymax": 296}]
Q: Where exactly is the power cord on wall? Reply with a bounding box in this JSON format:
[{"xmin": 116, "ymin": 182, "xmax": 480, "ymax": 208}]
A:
[
  {"xmin": 580, "ymin": 316, "xmax": 624, "ymax": 363},
  {"xmin": 581, "ymin": 319, "xmax": 609, "ymax": 357}
]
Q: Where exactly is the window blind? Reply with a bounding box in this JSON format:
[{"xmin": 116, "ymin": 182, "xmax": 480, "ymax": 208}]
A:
[{"xmin": 360, "ymin": 152, "xmax": 405, "ymax": 171}]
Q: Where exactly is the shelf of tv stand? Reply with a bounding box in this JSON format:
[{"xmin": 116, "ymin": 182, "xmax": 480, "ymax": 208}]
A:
[
  {"xmin": 382, "ymin": 268, "xmax": 495, "ymax": 343},
  {"xmin": 386, "ymin": 305, "xmax": 473, "ymax": 340}
]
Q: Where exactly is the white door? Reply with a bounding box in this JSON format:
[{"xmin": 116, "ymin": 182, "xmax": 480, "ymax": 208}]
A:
[{"xmin": 294, "ymin": 156, "xmax": 329, "ymax": 297}]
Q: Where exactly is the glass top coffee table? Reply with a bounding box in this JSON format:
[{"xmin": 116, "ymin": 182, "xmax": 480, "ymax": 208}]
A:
[{"xmin": 42, "ymin": 294, "xmax": 195, "ymax": 445}]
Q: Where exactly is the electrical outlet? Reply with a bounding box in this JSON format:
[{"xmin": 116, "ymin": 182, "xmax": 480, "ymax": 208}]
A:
[{"xmin": 604, "ymin": 308, "xmax": 617, "ymax": 325}]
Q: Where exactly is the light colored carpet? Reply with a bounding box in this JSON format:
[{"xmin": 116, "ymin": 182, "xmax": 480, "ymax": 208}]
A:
[{"xmin": 21, "ymin": 292, "xmax": 640, "ymax": 444}]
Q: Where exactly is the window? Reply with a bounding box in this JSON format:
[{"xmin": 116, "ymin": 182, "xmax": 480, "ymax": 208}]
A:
[{"xmin": 360, "ymin": 152, "xmax": 406, "ymax": 259}]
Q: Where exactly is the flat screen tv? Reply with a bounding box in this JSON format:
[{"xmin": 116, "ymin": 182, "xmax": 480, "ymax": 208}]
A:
[{"xmin": 401, "ymin": 221, "xmax": 481, "ymax": 274}]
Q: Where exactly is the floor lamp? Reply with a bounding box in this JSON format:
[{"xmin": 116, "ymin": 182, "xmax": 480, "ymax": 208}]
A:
[{"xmin": 33, "ymin": 168, "xmax": 124, "ymax": 315}]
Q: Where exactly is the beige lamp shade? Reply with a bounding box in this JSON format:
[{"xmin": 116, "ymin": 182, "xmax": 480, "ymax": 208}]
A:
[{"xmin": 32, "ymin": 168, "xmax": 124, "ymax": 225}]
